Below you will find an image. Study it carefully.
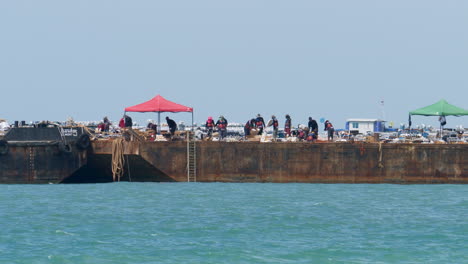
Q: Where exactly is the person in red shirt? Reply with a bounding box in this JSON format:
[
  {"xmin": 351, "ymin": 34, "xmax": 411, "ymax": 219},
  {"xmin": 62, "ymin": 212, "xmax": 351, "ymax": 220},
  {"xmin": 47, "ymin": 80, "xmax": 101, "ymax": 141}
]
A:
[
  {"xmin": 324, "ymin": 120, "xmax": 335, "ymax": 141},
  {"xmin": 215, "ymin": 116, "xmax": 228, "ymax": 141},
  {"xmin": 255, "ymin": 114, "xmax": 266, "ymax": 135},
  {"xmin": 205, "ymin": 116, "xmax": 215, "ymax": 138}
]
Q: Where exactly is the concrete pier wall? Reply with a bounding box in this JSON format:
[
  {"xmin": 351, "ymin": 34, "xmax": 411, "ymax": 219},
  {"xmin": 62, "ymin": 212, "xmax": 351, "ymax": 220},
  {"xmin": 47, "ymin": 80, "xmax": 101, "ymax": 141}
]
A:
[{"xmin": 85, "ymin": 141, "xmax": 468, "ymax": 184}]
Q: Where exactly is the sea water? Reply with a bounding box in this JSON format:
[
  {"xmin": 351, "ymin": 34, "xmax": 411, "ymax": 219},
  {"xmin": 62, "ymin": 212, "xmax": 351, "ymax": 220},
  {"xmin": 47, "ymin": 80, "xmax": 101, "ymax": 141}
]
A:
[{"xmin": 0, "ymin": 183, "xmax": 467, "ymax": 264}]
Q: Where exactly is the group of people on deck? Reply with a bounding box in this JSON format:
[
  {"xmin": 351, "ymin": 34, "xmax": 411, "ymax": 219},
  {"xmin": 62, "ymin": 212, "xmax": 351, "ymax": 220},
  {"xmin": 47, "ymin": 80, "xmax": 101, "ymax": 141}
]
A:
[
  {"xmin": 98, "ymin": 115, "xmax": 180, "ymax": 140},
  {"xmin": 97, "ymin": 114, "xmax": 335, "ymax": 142},
  {"xmin": 205, "ymin": 114, "xmax": 335, "ymax": 142},
  {"xmin": 204, "ymin": 116, "xmax": 228, "ymax": 140}
]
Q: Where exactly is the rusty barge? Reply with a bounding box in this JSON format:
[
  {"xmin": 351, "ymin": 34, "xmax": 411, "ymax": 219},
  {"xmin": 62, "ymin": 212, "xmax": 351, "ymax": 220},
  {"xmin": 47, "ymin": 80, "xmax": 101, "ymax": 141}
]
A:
[
  {"xmin": 1, "ymin": 130, "xmax": 467, "ymax": 184},
  {"xmin": 71, "ymin": 139, "xmax": 467, "ymax": 184},
  {"xmin": 0, "ymin": 126, "xmax": 90, "ymax": 184}
]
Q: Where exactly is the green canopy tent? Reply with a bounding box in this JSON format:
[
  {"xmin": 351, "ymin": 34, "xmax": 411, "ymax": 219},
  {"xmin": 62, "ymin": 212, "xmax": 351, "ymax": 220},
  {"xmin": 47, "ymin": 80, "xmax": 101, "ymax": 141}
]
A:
[{"xmin": 409, "ymin": 99, "xmax": 468, "ymax": 135}]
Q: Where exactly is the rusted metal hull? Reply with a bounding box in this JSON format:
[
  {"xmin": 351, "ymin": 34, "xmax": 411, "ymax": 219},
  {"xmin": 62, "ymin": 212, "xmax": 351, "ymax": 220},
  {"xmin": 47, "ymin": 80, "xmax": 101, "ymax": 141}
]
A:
[
  {"xmin": 0, "ymin": 141, "xmax": 88, "ymax": 184},
  {"xmin": 67, "ymin": 141, "xmax": 468, "ymax": 184}
]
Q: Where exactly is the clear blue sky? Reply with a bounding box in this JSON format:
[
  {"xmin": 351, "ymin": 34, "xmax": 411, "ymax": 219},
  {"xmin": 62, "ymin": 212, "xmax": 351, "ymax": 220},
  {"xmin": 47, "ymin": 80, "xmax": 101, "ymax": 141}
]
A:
[{"xmin": 1, "ymin": 0, "xmax": 467, "ymax": 128}]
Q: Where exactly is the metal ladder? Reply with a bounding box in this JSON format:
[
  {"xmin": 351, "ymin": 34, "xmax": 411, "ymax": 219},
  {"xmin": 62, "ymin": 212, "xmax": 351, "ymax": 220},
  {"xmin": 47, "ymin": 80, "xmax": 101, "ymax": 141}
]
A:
[
  {"xmin": 28, "ymin": 146, "xmax": 35, "ymax": 182},
  {"xmin": 187, "ymin": 133, "xmax": 196, "ymax": 182}
]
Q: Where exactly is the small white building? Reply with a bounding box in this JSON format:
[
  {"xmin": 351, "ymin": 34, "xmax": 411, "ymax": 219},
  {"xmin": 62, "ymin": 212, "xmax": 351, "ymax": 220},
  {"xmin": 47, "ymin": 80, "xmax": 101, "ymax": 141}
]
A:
[{"xmin": 346, "ymin": 118, "xmax": 385, "ymax": 135}]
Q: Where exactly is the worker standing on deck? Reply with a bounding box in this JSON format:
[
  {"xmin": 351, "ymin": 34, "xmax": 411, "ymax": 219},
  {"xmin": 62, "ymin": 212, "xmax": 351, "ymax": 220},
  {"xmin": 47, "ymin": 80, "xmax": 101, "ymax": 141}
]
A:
[
  {"xmin": 119, "ymin": 116, "xmax": 125, "ymax": 129},
  {"xmin": 324, "ymin": 120, "xmax": 330, "ymax": 131},
  {"xmin": 244, "ymin": 118, "xmax": 256, "ymax": 138},
  {"xmin": 102, "ymin": 116, "xmax": 111, "ymax": 132},
  {"xmin": 166, "ymin": 116, "xmax": 177, "ymax": 139},
  {"xmin": 255, "ymin": 114, "xmax": 266, "ymax": 135},
  {"xmin": 124, "ymin": 115, "xmax": 133, "ymax": 128},
  {"xmin": 324, "ymin": 120, "xmax": 334, "ymax": 141},
  {"xmin": 216, "ymin": 115, "xmax": 228, "ymax": 141},
  {"xmin": 269, "ymin": 115, "xmax": 279, "ymax": 142},
  {"xmin": 205, "ymin": 116, "xmax": 215, "ymax": 139},
  {"xmin": 308, "ymin": 117, "xmax": 318, "ymax": 135},
  {"xmin": 284, "ymin": 114, "xmax": 292, "ymax": 138}
]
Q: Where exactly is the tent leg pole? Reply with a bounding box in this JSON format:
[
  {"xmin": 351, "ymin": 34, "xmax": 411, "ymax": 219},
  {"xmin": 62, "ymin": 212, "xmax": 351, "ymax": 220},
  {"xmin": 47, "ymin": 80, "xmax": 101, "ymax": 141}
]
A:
[{"xmin": 158, "ymin": 112, "xmax": 161, "ymax": 135}]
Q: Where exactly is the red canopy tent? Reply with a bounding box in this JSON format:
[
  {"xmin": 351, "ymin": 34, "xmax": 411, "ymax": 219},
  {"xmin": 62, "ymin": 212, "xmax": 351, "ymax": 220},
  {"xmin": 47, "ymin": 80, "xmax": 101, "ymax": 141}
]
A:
[{"xmin": 124, "ymin": 95, "xmax": 193, "ymax": 132}]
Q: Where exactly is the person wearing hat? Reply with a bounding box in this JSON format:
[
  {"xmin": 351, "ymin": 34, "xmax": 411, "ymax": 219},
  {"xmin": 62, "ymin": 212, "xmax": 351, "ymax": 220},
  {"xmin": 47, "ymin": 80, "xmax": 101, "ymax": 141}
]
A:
[
  {"xmin": 205, "ymin": 116, "xmax": 216, "ymax": 139},
  {"xmin": 268, "ymin": 115, "xmax": 279, "ymax": 142},
  {"xmin": 255, "ymin": 114, "xmax": 266, "ymax": 135},
  {"xmin": 215, "ymin": 115, "xmax": 228, "ymax": 140}
]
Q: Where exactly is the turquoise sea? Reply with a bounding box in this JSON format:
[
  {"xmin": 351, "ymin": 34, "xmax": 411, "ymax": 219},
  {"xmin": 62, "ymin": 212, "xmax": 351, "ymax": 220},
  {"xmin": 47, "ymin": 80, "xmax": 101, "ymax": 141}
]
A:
[{"xmin": 0, "ymin": 183, "xmax": 467, "ymax": 264}]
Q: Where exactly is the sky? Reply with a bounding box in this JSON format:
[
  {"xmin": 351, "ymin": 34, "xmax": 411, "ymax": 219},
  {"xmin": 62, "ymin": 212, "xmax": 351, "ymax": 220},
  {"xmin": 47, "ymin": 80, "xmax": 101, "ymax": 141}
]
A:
[{"xmin": 1, "ymin": 0, "xmax": 467, "ymax": 129}]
